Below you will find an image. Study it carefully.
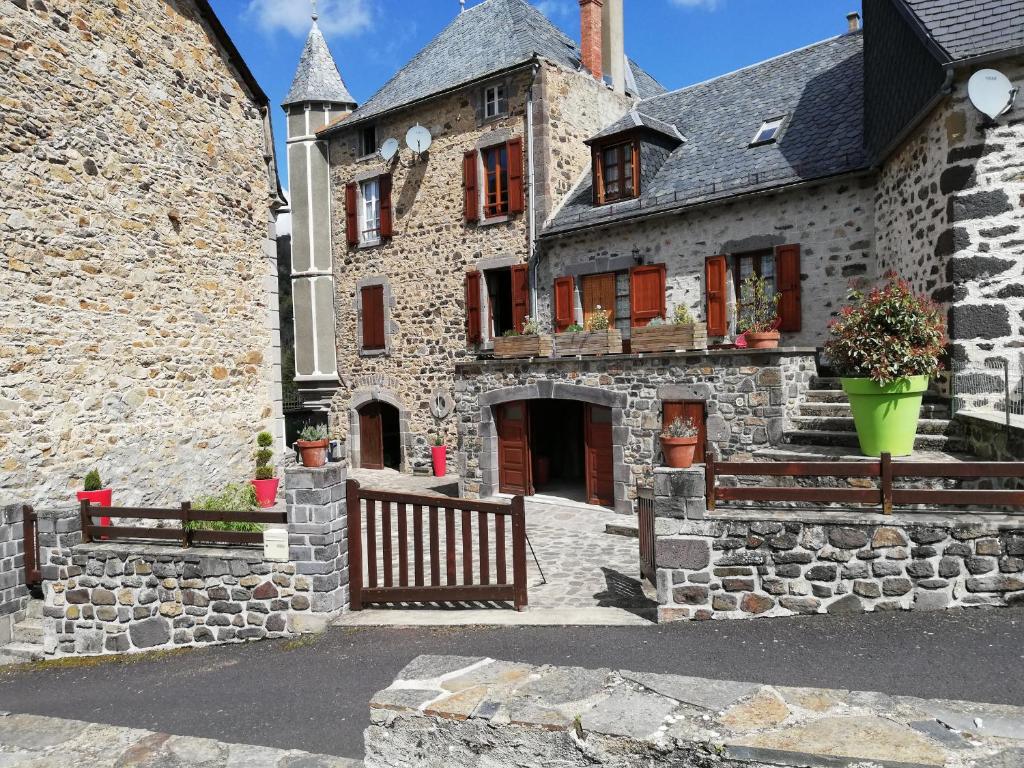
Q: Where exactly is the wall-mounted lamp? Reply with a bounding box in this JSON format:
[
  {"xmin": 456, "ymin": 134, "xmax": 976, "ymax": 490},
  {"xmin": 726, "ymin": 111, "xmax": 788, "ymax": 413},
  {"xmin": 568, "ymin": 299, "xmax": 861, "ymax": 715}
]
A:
[{"xmin": 632, "ymin": 247, "xmax": 643, "ymax": 265}]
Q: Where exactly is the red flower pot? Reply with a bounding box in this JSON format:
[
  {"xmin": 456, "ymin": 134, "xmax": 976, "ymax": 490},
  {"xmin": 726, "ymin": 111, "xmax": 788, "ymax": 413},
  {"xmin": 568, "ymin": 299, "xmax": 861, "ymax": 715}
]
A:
[
  {"xmin": 296, "ymin": 439, "xmax": 329, "ymax": 468},
  {"xmin": 76, "ymin": 489, "xmax": 112, "ymax": 528},
  {"xmin": 250, "ymin": 478, "xmax": 280, "ymax": 508},
  {"xmin": 744, "ymin": 330, "xmax": 780, "ymax": 350},
  {"xmin": 431, "ymin": 445, "xmax": 447, "ymax": 478},
  {"xmin": 661, "ymin": 436, "xmax": 699, "ymax": 469}
]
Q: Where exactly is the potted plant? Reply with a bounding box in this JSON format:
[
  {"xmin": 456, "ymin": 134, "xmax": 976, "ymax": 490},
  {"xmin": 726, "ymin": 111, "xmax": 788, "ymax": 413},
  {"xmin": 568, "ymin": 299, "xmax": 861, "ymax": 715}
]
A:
[
  {"xmin": 632, "ymin": 304, "xmax": 709, "ymax": 353},
  {"xmin": 661, "ymin": 416, "xmax": 700, "ymax": 469},
  {"xmin": 493, "ymin": 315, "xmax": 553, "ymax": 359},
  {"xmin": 76, "ymin": 468, "xmax": 112, "ymax": 529},
  {"xmin": 430, "ymin": 435, "xmax": 447, "ymax": 478},
  {"xmin": 250, "ymin": 430, "xmax": 278, "ymax": 508},
  {"xmin": 555, "ymin": 305, "xmax": 623, "ymax": 356},
  {"xmin": 295, "ymin": 423, "xmax": 329, "ymax": 468},
  {"xmin": 737, "ymin": 274, "xmax": 780, "ymax": 349},
  {"xmin": 825, "ymin": 272, "xmax": 945, "ymax": 457}
]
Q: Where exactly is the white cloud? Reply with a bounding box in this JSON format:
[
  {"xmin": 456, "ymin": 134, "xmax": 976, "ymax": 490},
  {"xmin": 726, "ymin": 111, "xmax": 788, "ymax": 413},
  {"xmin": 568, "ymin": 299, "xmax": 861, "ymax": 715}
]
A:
[
  {"xmin": 532, "ymin": 0, "xmax": 573, "ymax": 19},
  {"xmin": 669, "ymin": 0, "xmax": 721, "ymax": 9},
  {"xmin": 246, "ymin": 0, "xmax": 373, "ymax": 38}
]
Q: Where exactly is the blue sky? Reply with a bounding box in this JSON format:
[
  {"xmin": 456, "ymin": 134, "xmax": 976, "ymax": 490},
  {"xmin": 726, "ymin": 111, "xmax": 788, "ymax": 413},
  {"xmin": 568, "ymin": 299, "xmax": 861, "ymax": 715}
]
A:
[{"xmin": 210, "ymin": 0, "xmax": 863, "ymax": 194}]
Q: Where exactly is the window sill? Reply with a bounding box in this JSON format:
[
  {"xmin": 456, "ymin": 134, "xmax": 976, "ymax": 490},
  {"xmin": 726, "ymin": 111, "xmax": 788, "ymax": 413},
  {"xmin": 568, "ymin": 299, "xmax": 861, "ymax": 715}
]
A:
[
  {"xmin": 358, "ymin": 238, "xmax": 383, "ymax": 249},
  {"xmin": 359, "ymin": 347, "xmax": 389, "ymax": 358},
  {"xmin": 477, "ymin": 214, "xmax": 512, "ymax": 227}
]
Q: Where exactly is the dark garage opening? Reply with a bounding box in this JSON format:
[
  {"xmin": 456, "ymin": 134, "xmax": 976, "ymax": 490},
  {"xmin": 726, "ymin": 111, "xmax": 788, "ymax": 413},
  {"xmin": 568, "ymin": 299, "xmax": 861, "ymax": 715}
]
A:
[
  {"xmin": 529, "ymin": 400, "xmax": 585, "ymax": 503},
  {"xmin": 381, "ymin": 403, "xmax": 401, "ymax": 470}
]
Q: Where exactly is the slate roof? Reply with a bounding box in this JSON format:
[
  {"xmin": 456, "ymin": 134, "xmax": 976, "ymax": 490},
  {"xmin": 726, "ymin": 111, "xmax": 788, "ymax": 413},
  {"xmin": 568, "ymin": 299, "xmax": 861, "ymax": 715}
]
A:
[
  {"xmin": 588, "ymin": 109, "xmax": 685, "ymax": 144},
  {"xmin": 324, "ymin": 0, "xmax": 663, "ymax": 129},
  {"xmin": 545, "ymin": 31, "xmax": 868, "ymax": 236},
  {"xmin": 283, "ymin": 19, "xmax": 356, "ymax": 107},
  {"xmin": 899, "ymin": 0, "xmax": 1024, "ymax": 62}
]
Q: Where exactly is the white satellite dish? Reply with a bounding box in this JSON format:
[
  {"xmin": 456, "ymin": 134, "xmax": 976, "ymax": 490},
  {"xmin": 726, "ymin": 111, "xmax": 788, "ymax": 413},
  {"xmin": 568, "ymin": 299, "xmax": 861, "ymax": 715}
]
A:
[
  {"xmin": 406, "ymin": 124, "xmax": 433, "ymax": 154},
  {"xmin": 968, "ymin": 69, "xmax": 1016, "ymax": 120},
  {"xmin": 379, "ymin": 137, "xmax": 400, "ymax": 162}
]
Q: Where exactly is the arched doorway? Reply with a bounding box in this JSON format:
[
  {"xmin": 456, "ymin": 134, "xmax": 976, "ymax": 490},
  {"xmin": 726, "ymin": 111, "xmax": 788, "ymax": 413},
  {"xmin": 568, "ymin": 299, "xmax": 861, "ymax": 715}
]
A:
[{"xmin": 358, "ymin": 401, "xmax": 401, "ymax": 470}]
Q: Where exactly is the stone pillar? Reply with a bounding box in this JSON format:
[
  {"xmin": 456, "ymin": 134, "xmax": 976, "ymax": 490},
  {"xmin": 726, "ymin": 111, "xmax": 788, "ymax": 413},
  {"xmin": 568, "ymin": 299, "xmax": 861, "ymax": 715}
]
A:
[
  {"xmin": 653, "ymin": 467, "xmax": 706, "ymax": 520},
  {"xmin": 35, "ymin": 508, "xmax": 83, "ymax": 654},
  {"xmin": 0, "ymin": 504, "xmax": 31, "ymax": 645},
  {"xmin": 285, "ymin": 462, "xmax": 349, "ymax": 630}
]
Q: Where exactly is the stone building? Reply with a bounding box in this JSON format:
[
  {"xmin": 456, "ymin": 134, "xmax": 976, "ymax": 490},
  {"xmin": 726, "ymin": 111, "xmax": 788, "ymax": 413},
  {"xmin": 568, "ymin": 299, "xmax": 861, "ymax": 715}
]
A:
[
  {"xmin": 289, "ymin": 0, "xmax": 1022, "ymax": 507},
  {"xmin": 0, "ymin": 0, "xmax": 286, "ymax": 507}
]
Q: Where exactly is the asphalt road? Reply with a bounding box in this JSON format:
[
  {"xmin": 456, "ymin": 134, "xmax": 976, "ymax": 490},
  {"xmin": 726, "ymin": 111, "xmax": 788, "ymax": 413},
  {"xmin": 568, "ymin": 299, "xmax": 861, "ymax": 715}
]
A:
[{"xmin": 0, "ymin": 607, "xmax": 1022, "ymax": 760}]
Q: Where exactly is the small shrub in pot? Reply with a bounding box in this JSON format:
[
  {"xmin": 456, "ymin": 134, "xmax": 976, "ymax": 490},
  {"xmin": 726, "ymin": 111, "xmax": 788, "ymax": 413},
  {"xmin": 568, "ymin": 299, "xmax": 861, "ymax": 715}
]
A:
[
  {"xmin": 296, "ymin": 423, "xmax": 330, "ymax": 468},
  {"xmin": 737, "ymin": 274, "xmax": 780, "ymax": 349},
  {"xmin": 250, "ymin": 430, "xmax": 279, "ymax": 508},
  {"xmin": 660, "ymin": 416, "xmax": 700, "ymax": 469}
]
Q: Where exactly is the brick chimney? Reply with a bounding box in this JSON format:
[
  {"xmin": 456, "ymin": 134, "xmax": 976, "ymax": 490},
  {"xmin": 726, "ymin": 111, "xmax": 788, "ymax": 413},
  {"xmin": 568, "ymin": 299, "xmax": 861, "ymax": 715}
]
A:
[
  {"xmin": 847, "ymin": 11, "xmax": 861, "ymax": 32},
  {"xmin": 579, "ymin": 0, "xmax": 604, "ymax": 81}
]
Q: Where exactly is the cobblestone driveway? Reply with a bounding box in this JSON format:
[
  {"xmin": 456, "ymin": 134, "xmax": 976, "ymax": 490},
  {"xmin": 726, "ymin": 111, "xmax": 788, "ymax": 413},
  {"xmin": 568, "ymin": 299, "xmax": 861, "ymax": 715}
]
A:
[{"xmin": 348, "ymin": 469, "xmax": 655, "ymax": 617}]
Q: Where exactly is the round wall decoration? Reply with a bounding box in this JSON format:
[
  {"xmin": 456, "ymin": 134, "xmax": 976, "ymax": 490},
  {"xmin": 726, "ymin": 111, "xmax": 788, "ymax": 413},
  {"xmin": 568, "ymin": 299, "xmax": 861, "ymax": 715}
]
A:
[{"xmin": 429, "ymin": 389, "xmax": 454, "ymax": 420}]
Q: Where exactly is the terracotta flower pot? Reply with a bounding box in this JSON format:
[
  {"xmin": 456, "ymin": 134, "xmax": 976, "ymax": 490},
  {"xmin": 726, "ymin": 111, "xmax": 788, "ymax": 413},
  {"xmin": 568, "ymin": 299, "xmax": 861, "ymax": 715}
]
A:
[
  {"xmin": 76, "ymin": 488, "xmax": 112, "ymax": 528},
  {"xmin": 431, "ymin": 445, "xmax": 447, "ymax": 478},
  {"xmin": 661, "ymin": 436, "xmax": 699, "ymax": 469},
  {"xmin": 250, "ymin": 477, "xmax": 280, "ymax": 508},
  {"xmin": 296, "ymin": 439, "xmax": 329, "ymax": 468},
  {"xmin": 744, "ymin": 330, "xmax": 780, "ymax": 349}
]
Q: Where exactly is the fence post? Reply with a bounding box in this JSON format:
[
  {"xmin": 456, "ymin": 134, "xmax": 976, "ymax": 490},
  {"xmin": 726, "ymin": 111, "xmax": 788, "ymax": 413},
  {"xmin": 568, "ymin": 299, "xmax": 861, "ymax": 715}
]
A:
[
  {"xmin": 705, "ymin": 441, "xmax": 716, "ymax": 512},
  {"xmin": 510, "ymin": 495, "xmax": 528, "ymax": 611},
  {"xmin": 1005, "ymin": 359, "xmax": 1011, "ymax": 430},
  {"xmin": 181, "ymin": 501, "xmax": 192, "ymax": 548},
  {"xmin": 79, "ymin": 499, "xmax": 92, "ymax": 544},
  {"xmin": 346, "ymin": 479, "xmax": 362, "ymax": 612},
  {"xmin": 22, "ymin": 505, "xmax": 39, "ymax": 588},
  {"xmin": 881, "ymin": 453, "xmax": 893, "ymax": 515}
]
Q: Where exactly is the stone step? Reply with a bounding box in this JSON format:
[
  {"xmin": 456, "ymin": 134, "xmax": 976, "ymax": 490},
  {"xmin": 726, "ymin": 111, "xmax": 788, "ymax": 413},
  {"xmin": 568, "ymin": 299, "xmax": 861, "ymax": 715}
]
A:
[
  {"xmin": 789, "ymin": 416, "xmax": 959, "ymax": 436},
  {"xmin": 752, "ymin": 445, "xmax": 974, "ymax": 463},
  {"xmin": 798, "ymin": 402, "xmax": 951, "ymax": 419},
  {"xmin": 26, "ymin": 599, "xmax": 43, "ymax": 620},
  {"xmin": 605, "ymin": 521, "xmax": 638, "ymax": 538},
  {"xmin": 783, "ymin": 429, "xmax": 964, "ymax": 452},
  {"xmin": 810, "ymin": 376, "xmax": 842, "ymax": 390},
  {"xmin": 13, "ymin": 618, "xmax": 43, "ymax": 645},
  {"xmin": 1, "ymin": 642, "xmax": 44, "ymax": 662}
]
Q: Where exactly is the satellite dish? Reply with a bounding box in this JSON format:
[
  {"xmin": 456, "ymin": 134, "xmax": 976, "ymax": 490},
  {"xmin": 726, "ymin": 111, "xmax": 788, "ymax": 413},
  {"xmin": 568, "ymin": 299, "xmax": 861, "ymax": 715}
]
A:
[
  {"xmin": 968, "ymin": 69, "xmax": 1016, "ymax": 120},
  {"xmin": 379, "ymin": 137, "xmax": 399, "ymax": 162},
  {"xmin": 405, "ymin": 124, "xmax": 433, "ymax": 154}
]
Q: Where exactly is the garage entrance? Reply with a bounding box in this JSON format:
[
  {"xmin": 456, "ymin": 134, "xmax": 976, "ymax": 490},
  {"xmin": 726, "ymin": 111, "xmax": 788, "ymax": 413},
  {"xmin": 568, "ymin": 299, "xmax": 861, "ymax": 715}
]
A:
[
  {"xmin": 496, "ymin": 399, "xmax": 614, "ymax": 507},
  {"xmin": 358, "ymin": 401, "xmax": 401, "ymax": 470}
]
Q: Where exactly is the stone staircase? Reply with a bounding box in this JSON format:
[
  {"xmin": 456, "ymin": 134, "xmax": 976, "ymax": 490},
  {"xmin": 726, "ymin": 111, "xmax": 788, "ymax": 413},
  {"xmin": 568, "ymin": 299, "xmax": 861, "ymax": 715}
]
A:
[{"xmin": 0, "ymin": 598, "xmax": 45, "ymax": 664}]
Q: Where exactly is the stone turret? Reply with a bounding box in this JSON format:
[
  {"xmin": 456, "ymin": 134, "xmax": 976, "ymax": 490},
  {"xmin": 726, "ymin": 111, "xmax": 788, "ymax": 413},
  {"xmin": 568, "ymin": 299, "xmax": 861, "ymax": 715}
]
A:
[{"xmin": 283, "ymin": 14, "xmax": 356, "ymax": 409}]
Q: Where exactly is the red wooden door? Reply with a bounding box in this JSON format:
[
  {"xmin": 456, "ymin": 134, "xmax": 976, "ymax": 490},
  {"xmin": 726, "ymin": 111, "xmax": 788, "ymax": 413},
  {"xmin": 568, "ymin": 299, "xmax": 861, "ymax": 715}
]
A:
[
  {"xmin": 359, "ymin": 403, "xmax": 384, "ymax": 470},
  {"xmin": 497, "ymin": 401, "xmax": 532, "ymax": 495},
  {"xmin": 584, "ymin": 404, "xmax": 614, "ymax": 507},
  {"xmin": 663, "ymin": 401, "xmax": 706, "ymax": 463}
]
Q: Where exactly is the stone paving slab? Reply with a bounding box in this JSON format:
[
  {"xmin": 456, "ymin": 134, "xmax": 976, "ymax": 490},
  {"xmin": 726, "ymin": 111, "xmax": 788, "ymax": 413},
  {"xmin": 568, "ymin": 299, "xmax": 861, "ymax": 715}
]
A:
[
  {"xmin": 366, "ymin": 655, "xmax": 1024, "ymax": 767},
  {"xmin": 0, "ymin": 712, "xmax": 362, "ymax": 767}
]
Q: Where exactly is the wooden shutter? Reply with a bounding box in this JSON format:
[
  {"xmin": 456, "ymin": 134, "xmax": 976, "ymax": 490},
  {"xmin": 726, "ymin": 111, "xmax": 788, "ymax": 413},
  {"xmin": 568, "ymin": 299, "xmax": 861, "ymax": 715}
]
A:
[
  {"xmin": 705, "ymin": 255, "xmax": 728, "ymax": 337},
  {"xmin": 631, "ymin": 141, "xmax": 641, "ymax": 198},
  {"xmin": 465, "ymin": 270, "xmax": 482, "ymax": 344},
  {"xmin": 511, "ymin": 263, "xmax": 530, "ymax": 334},
  {"xmin": 361, "ymin": 285, "xmax": 385, "ymax": 350},
  {"xmin": 663, "ymin": 401, "xmax": 706, "ymax": 463},
  {"xmin": 591, "ymin": 146, "xmax": 603, "ymax": 205},
  {"xmin": 379, "ymin": 174, "xmax": 393, "ymax": 239},
  {"xmin": 345, "ymin": 182, "xmax": 359, "ymax": 247},
  {"xmin": 507, "ymin": 137, "xmax": 524, "ymax": 214},
  {"xmin": 553, "ymin": 276, "xmax": 575, "ymax": 332},
  {"xmin": 775, "ymin": 244, "xmax": 802, "ymax": 332},
  {"xmin": 463, "ymin": 151, "xmax": 478, "ymax": 222},
  {"xmin": 630, "ymin": 264, "xmax": 666, "ymax": 328}
]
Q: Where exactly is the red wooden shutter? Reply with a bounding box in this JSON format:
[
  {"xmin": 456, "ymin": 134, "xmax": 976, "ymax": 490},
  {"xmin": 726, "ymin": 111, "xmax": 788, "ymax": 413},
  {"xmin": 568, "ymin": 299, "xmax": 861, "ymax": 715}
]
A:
[
  {"xmin": 463, "ymin": 151, "xmax": 478, "ymax": 222},
  {"xmin": 553, "ymin": 276, "xmax": 575, "ymax": 332},
  {"xmin": 507, "ymin": 137, "xmax": 524, "ymax": 214},
  {"xmin": 511, "ymin": 263, "xmax": 530, "ymax": 334},
  {"xmin": 629, "ymin": 264, "xmax": 666, "ymax": 328},
  {"xmin": 361, "ymin": 285, "xmax": 385, "ymax": 350},
  {"xmin": 345, "ymin": 182, "xmax": 359, "ymax": 247},
  {"xmin": 775, "ymin": 244, "xmax": 802, "ymax": 332},
  {"xmin": 705, "ymin": 255, "xmax": 728, "ymax": 337},
  {"xmin": 465, "ymin": 270, "xmax": 482, "ymax": 344},
  {"xmin": 663, "ymin": 401, "xmax": 706, "ymax": 463},
  {"xmin": 379, "ymin": 174, "xmax": 393, "ymax": 238},
  {"xmin": 591, "ymin": 146, "xmax": 602, "ymax": 205}
]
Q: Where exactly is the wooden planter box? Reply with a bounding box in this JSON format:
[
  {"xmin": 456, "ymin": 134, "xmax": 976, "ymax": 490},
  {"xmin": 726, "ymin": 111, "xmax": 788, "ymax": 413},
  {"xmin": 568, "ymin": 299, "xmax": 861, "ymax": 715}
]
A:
[
  {"xmin": 554, "ymin": 329, "xmax": 623, "ymax": 357},
  {"xmin": 631, "ymin": 323, "xmax": 708, "ymax": 353},
  {"xmin": 493, "ymin": 334, "xmax": 553, "ymax": 359}
]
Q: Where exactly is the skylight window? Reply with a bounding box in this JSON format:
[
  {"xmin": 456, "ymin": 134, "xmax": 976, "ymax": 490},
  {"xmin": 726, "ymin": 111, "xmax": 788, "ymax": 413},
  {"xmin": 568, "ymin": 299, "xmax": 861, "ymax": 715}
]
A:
[{"xmin": 750, "ymin": 116, "xmax": 785, "ymax": 146}]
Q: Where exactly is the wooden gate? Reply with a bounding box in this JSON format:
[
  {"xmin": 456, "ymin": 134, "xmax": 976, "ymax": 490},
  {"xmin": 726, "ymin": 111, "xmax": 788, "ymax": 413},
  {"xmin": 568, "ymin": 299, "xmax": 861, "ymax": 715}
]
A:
[
  {"xmin": 584, "ymin": 404, "xmax": 614, "ymax": 506},
  {"xmin": 346, "ymin": 480, "xmax": 528, "ymax": 610},
  {"xmin": 22, "ymin": 505, "xmax": 41, "ymax": 589},
  {"xmin": 636, "ymin": 488, "xmax": 656, "ymax": 585}
]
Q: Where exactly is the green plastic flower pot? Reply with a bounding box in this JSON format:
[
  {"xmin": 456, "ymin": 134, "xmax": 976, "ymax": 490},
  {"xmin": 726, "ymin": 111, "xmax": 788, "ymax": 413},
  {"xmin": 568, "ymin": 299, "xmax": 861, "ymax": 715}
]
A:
[{"xmin": 841, "ymin": 376, "xmax": 929, "ymax": 457}]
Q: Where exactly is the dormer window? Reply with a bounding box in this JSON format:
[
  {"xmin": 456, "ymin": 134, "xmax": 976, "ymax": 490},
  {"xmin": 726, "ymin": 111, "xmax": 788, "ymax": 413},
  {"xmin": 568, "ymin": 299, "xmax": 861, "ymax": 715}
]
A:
[
  {"xmin": 592, "ymin": 139, "xmax": 639, "ymax": 205},
  {"xmin": 750, "ymin": 116, "xmax": 785, "ymax": 146},
  {"xmin": 483, "ymin": 84, "xmax": 507, "ymax": 119}
]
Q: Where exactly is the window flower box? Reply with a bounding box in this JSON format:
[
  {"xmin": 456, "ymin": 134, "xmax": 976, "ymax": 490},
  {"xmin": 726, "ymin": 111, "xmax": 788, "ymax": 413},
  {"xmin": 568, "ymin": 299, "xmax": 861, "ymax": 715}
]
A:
[
  {"xmin": 554, "ymin": 329, "xmax": 623, "ymax": 357},
  {"xmin": 493, "ymin": 334, "xmax": 553, "ymax": 359},
  {"xmin": 631, "ymin": 322, "xmax": 708, "ymax": 353}
]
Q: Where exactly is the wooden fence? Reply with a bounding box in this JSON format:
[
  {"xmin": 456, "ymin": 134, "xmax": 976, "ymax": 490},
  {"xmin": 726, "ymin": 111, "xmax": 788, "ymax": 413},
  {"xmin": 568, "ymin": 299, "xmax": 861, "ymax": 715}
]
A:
[
  {"xmin": 346, "ymin": 480, "xmax": 528, "ymax": 611},
  {"xmin": 22, "ymin": 505, "xmax": 41, "ymax": 589},
  {"xmin": 637, "ymin": 488, "xmax": 656, "ymax": 585},
  {"xmin": 79, "ymin": 500, "xmax": 286, "ymax": 547},
  {"xmin": 706, "ymin": 443, "xmax": 1024, "ymax": 514}
]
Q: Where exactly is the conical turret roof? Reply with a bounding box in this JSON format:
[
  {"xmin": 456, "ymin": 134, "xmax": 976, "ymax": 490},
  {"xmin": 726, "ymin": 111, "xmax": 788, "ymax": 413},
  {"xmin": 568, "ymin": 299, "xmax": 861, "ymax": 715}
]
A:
[{"xmin": 283, "ymin": 19, "xmax": 356, "ymax": 108}]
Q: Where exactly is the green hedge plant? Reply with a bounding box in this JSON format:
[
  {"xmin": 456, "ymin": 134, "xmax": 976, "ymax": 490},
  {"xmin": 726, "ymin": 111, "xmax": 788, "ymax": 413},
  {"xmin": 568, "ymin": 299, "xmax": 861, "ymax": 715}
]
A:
[
  {"xmin": 83, "ymin": 469, "xmax": 103, "ymax": 492},
  {"xmin": 188, "ymin": 483, "xmax": 263, "ymax": 533},
  {"xmin": 254, "ymin": 430, "xmax": 274, "ymax": 480}
]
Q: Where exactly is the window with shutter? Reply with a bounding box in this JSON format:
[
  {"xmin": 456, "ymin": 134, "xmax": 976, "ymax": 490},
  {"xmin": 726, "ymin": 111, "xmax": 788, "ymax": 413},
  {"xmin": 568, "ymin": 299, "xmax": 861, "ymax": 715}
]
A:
[
  {"xmin": 465, "ymin": 271, "xmax": 482, "ymax": 344},
  {"xmin": 482, "ymin": 144, "xmax": 509, "ymax": 218},
  {"xmin": 507, "ymin": 138, "xmax": 524, "ymax": 215},
  {"xmin": 662, "ymin": 401, "xmax": 706, "ymax": 463},
  {"xmin": 463, "ymin": 151, "xmax": 479, "ymax": 222},
  {"xmin": 775, "ymin": 244, "xmax": 802, "ymax": 332},
  {"xmin": 510, "ymin": 263, "xmax": 529, "ymax": 334},
  {"xmin": 630, "ymin": 264, "xmax": 666, "ymax": 328},
  {"xmin": 345, "ymin": 182, "xmax": 358, "ymax": 247},
  {"xmin": 553, "ymin": 276, "xmax": 575, "ymax": 332},
  {"xmin": 705, "ymin": 255, "xmax": 728, "ymax": 337},
  {"xmin": 592, "ymin": 139, "xmax": 639, "ymax": 205},
  {"xmin": 361, "ymin": 285, "xmax": 385, "ymax": 351}
]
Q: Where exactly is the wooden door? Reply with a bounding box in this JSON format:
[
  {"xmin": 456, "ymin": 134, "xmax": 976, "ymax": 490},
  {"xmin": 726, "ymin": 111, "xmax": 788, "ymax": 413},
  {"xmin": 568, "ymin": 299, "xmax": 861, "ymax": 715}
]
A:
[
  {"xmin": 497, "ymin": 401, "xmax": 532, "ymax": 495},
  {"xmin": 582, "ymin": 273, "xmax": 616, "ymax": 329},
  {"xmin": 359, "ymin": 403, "xmax": 384, "ymax": 470},
  {"xmin": 584, "ymin": 404, "xmax": 614, "ymax": 507},
  {"xmin": 663, "ymin": 401, "xmax": 706, "ymax": 463}
]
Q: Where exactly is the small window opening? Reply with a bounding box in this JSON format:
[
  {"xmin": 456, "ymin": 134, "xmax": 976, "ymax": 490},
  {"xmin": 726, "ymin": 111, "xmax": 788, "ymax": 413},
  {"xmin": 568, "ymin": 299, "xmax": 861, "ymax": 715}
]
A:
[
  {"xmin": 359, "ymin": 178, "xmax": 380, "ymax": 243},
  {"xmin": 485, "ymin": 268, "xmax": 514, "ymax": 338},
  {"xmin": 360, "ymin": 125, "xmax": 377, "ymax": 157},
  {"xmin": 483, "ymin": 84, "xmax": 507, "ymax": 119},
  {"xmin": 750, "ymin": 117, "xmax": 785, "ymax": 146}
]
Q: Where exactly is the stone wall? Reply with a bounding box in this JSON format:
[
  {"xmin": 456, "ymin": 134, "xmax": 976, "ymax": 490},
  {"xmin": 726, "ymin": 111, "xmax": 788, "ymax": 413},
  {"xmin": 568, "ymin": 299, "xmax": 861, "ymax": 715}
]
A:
[
  {"xmin": 874, "ymin": 58, "xmax": 1024, "ymax": 372},
  {"xmin": 957, "ymin": 412, "xmax": 1024, "ymax": 462},
  {"xmin": 365, "ymin": 654, "xmax": 1023, "ymax": 768},
  {"xmin": 537, "ymin": 176, "xmax": 877, "ymax": 348},
  {"xmin": 0, "ymin": 0, "xmax": 283, "ymax": 508},
  {"xmin": 38, "ymin": 463, "xmax": 347, "ymax": 655},
  {"xmin": 652, "ymin": 466, "xmax": 1024, "ymax": 623},
  {"xmin": 454, "ymin": 349, "xmax": 816, "ymax": 513},
  {"xmin": 0, "ymin": 504, "xmax": 31, "ymax": 645}
]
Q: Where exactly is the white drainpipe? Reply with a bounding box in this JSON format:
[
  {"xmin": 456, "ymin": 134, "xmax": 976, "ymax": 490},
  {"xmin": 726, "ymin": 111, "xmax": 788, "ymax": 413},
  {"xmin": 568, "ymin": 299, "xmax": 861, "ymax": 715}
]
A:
[{"xmin": 527, "ymin": 60, "xmax": 540, "ymax": 314}]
